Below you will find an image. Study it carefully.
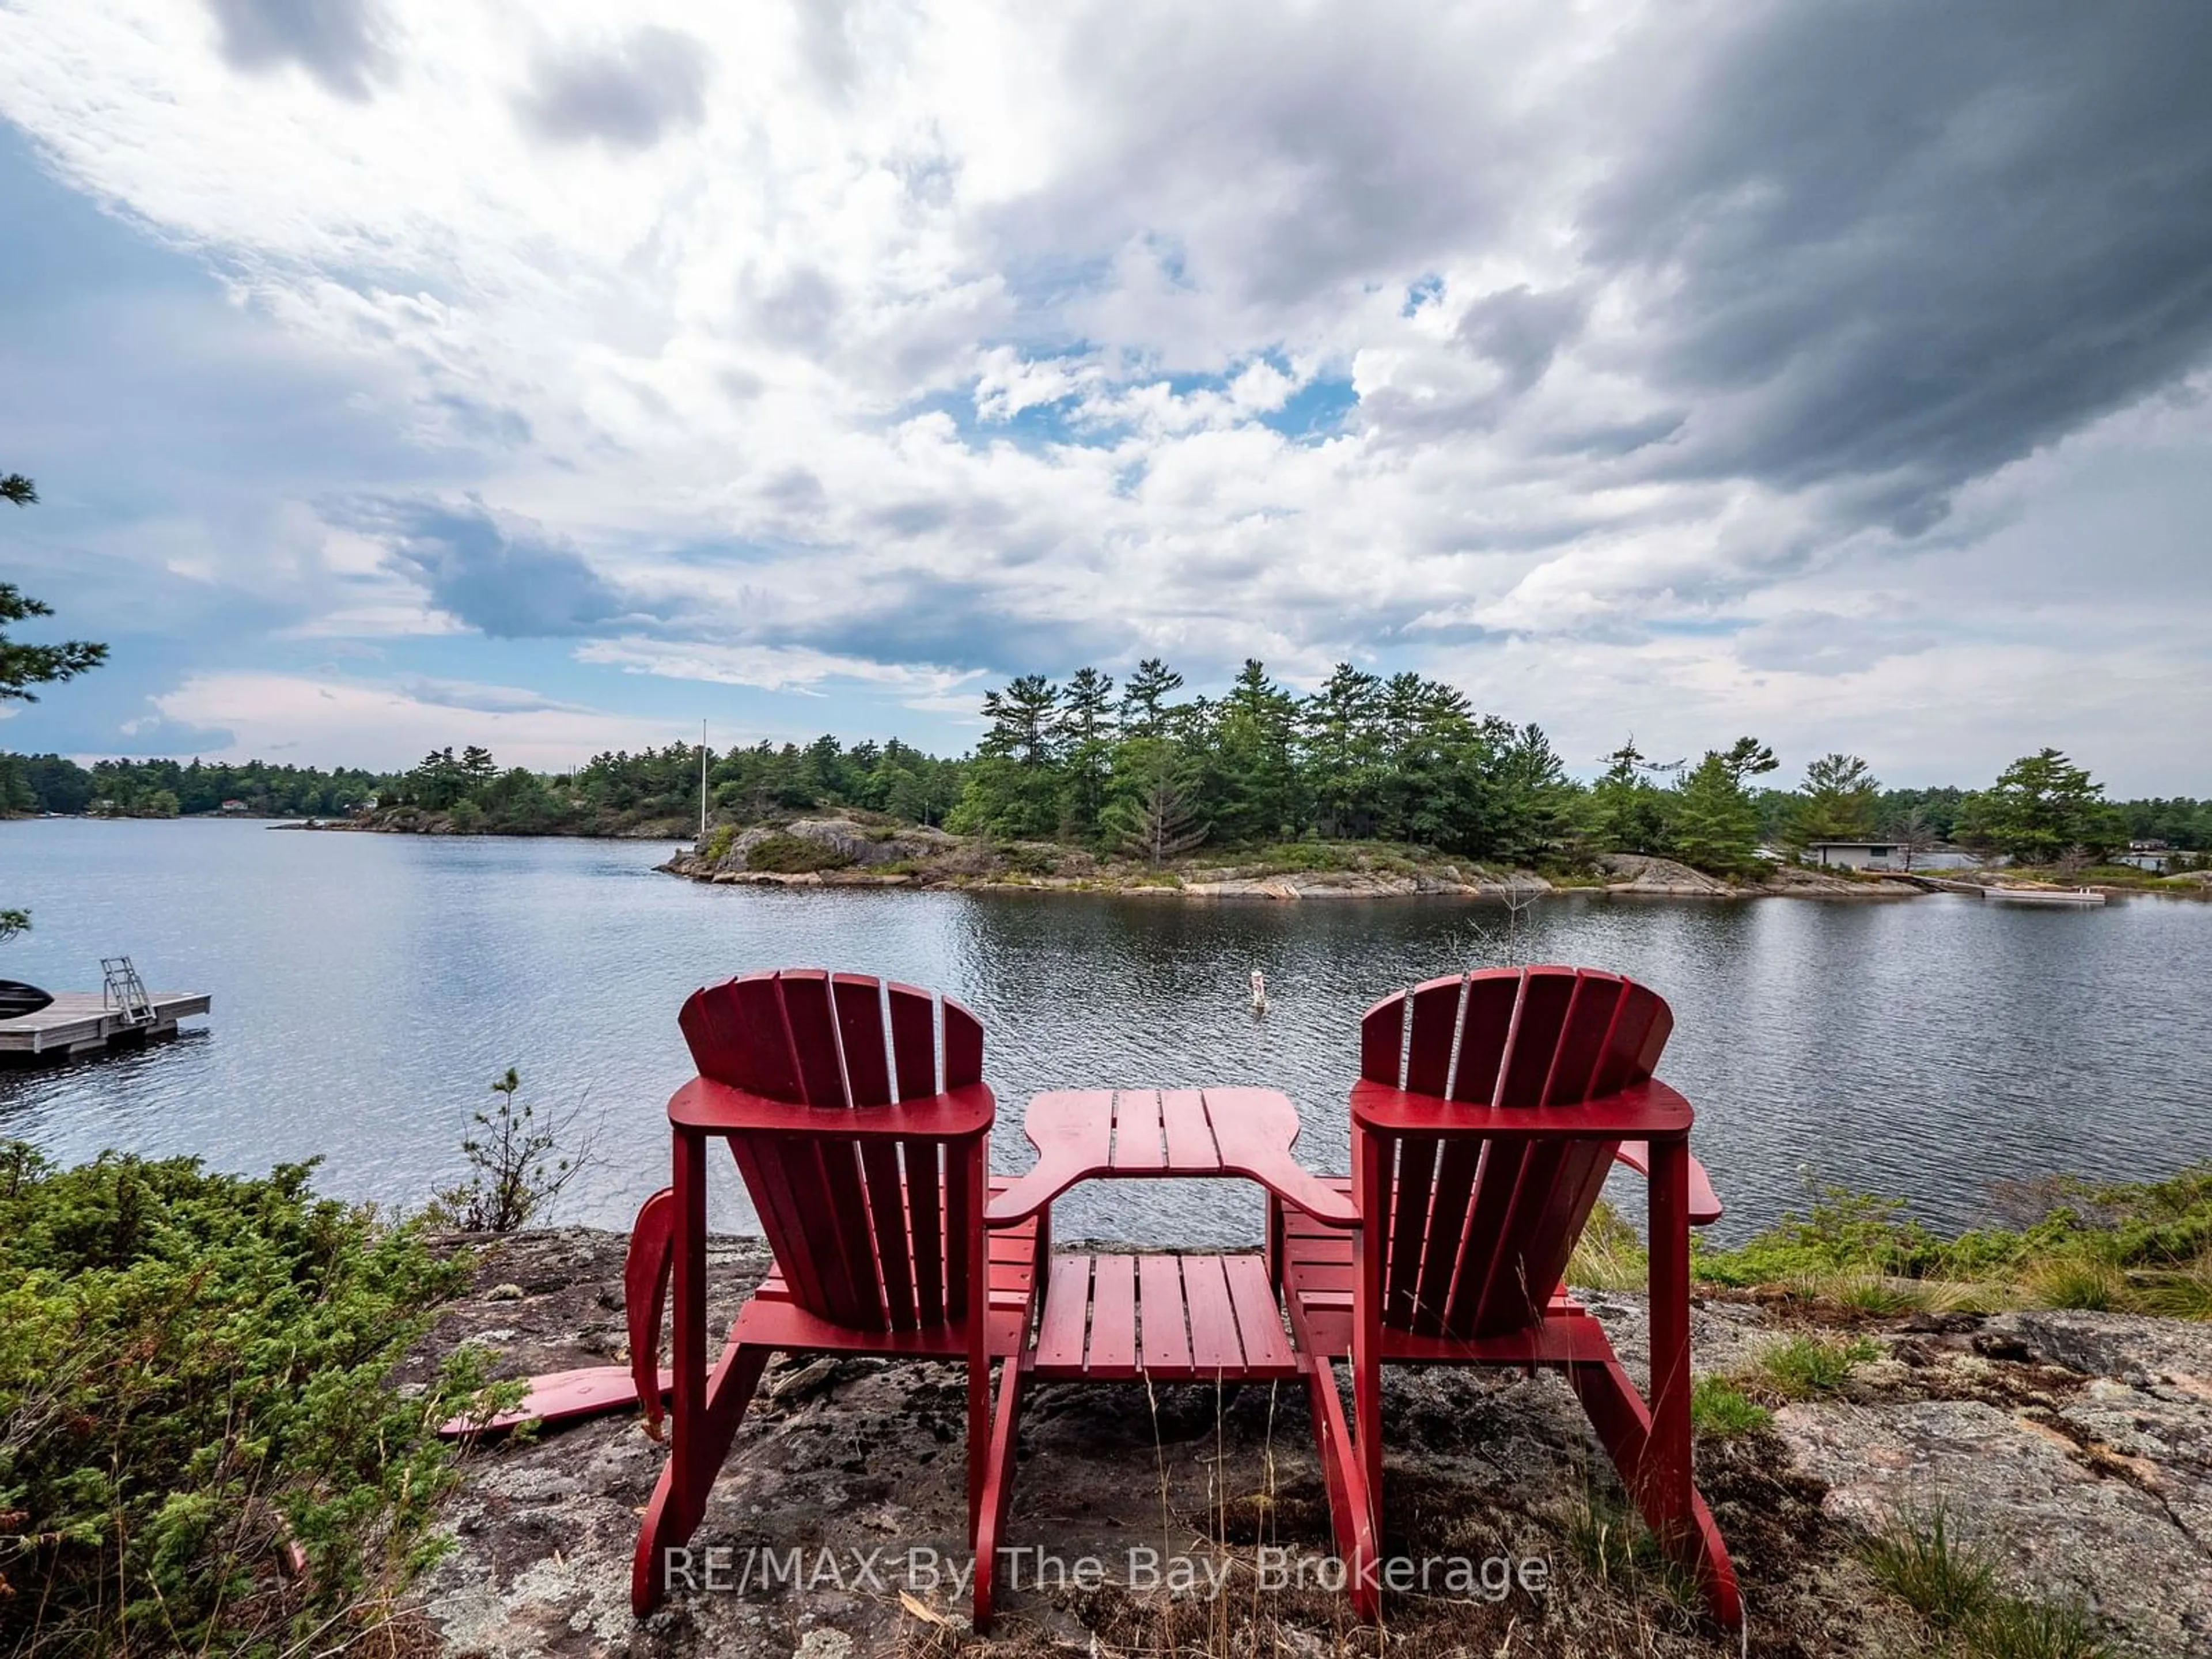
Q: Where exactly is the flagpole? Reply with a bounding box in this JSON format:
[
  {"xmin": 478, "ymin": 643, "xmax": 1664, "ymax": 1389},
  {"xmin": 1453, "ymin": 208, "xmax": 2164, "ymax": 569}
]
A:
[{"xmin": 699, "ymin": 719, "xmax": 708, "ymax": 840}]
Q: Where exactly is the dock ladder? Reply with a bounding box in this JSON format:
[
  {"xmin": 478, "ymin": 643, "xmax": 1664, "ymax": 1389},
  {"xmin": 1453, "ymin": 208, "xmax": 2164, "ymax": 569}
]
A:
[{"xmin": 101, "ymin": 957, "xmax": 156, "ymax": 1026}]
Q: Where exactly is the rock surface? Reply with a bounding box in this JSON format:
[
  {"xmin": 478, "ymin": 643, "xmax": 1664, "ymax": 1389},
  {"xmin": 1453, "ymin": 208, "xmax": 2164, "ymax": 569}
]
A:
[
  {"xmin": 1179, "ymin": 866, "xmax": 1548, "ymax": 899},
  {"xmin": 406, "ymin": 1231, "xmax": 2211, "ymax": 1658},
  {"xmin": 1597, "ymin": 853, "xmax": 1738, "ymax": 897}
]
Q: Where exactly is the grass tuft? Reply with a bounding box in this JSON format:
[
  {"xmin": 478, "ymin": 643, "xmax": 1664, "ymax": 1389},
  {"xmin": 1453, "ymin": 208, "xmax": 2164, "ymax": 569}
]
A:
[
  {"xmin": 1690, "ymin": 1374, "xmax": 1771, "ymax": 1438},
  {"xmin": 1753, "ymin": 1332, "xmax": 1881, "ymax": 1399},
  {"xmin": 2021, "ymin": 1252, "xmax": 2135, "ymax": 1312},
  {"xmin": 1971, "ymin": 1596, "xmax": 2110, "ymax": 1659},
  {"xmin": 2139, "ymin": 1251, "xmax": 2212, "ymax": 1320},
  {"xmin": 1831, "ymin": 1275, "xmax": 1918, "ymax": 1315},
  {"xmin": 1862, "ymin": 1505, "xmax": 2112, "ymax": 1658},
  {"xmin": 1564, "ymin": 1488, "xmax": 1703, "ymax": 1617},
  {"xmin": 1861, "ymin": 1503, "xmax": 1995, "ymax": 1630}
]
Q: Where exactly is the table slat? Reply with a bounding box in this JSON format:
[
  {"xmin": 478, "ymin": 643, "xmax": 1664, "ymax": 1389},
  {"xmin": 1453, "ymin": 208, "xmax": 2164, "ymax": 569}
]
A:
[
  {"xmin": 1138, "ymin": 1255, "xmax": 1192, "ymax": 1372},
  {"xmin": 1086, "ymin": 1254, "xmax": 1138, "ymax": 1374},
  {"xmin": 1183, "ymin": 1253, "xmax": 1244, "ymax": 1372},
  {"xmin": 1114, "ymin": 1091, "xmax": 1167, "ymax": 1171}
]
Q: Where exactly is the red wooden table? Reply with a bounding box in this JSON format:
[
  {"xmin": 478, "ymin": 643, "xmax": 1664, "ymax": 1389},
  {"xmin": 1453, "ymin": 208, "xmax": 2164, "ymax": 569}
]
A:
[{"xmin": 987, "ymin": 1088, "xmax": 1357, "ymax": 1383}]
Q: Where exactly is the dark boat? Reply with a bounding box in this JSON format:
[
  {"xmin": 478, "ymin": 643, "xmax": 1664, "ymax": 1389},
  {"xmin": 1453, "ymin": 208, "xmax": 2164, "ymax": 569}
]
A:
[{"xmin": 0, "ymin": 980, "xmax": 55, "ymax": 1020}]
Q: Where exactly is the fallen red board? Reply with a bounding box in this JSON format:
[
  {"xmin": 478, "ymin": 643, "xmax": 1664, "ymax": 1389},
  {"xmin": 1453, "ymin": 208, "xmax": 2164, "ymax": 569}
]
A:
[{"xmin": 438, "ymin": 1365, "xmax": 671, "ymax": 1439}]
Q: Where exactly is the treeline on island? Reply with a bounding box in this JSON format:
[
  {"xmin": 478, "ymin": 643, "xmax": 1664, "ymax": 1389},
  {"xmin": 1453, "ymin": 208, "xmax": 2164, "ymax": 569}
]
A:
[
  {"xmin": 942, "ymin": 661, "xmax": 2199, "ymax": 872},
  {"xmin": 5, "ymin": 656, "xmax": 2209, "ymax": 875}
]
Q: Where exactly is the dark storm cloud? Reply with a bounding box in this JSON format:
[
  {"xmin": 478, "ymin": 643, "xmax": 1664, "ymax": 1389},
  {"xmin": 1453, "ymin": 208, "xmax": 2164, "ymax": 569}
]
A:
[
  {"xmin": 350, "ymin": 497, "xmax": 648, "ymax": 638},
  {"xmin": 514, "ymin": 28, "xmax": 712, "ymax": 152},
  {"xmin": 1584, "ymin": 2, "xmax": 2212, "ymax": 526},
  {"xmin": 991, "ymin": 4, "xmax": 1525, "ymax": 322},
  {"xmin": 1359, "ymin": 283, "xmax": 1593, "ymax": 444},
  {"xmin": 203, "ymin": 0, "xmax": 392, "ymax": 101},
  {"xmin": 1455, "ymin": 285, "xmax": 1587, "ymax": 396},
  {"xmin": 791, "ymin": 577, "xmax": 1127, "ymax": 679}
]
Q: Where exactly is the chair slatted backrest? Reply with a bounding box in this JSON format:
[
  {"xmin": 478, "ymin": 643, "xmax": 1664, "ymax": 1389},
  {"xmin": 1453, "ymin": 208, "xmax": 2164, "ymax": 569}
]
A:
[
  {"xmin": 679, "ymin": 968, "xmax": 987, "ymax": 1333},
  {"xmin": 1359, "ymin": 965, "xmax": 1672, "ymax": 1339}
]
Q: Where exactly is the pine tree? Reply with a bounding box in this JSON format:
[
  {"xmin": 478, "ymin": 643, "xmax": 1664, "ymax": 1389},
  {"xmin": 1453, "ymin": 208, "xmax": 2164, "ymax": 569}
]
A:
[
  {"xmin": 1210, "ymin": 660, "xmax": 1300, "ymax": 844},
  {"xmin": 1104, "ymin": 738, "xmax": 1207, "ymax": 864},
  {"xmin": 1958, "ymin": 749, "xmax": 2122, "ymax": 864},
  {"xmin": 1059, "ymin": 667, "xmax": 1117, "ymax": 841},
  {"xmin": 1789, "ymin": 753, "xmax": 1880, "ymax": 847},
  {"xmin": 1670, "ymin": 741, "xmax": 1771, "ymax": 874},
  {"xmin": 2, "ymin": 472, "xmax": 109, "ymax": 704},
  {"xmin": 1118, "ymin": 658, "xmax": 1185, "ymax": 740},
  {"xmin": 1302, "ymin": 662, "xmax": 1384, "ymax": 838}
]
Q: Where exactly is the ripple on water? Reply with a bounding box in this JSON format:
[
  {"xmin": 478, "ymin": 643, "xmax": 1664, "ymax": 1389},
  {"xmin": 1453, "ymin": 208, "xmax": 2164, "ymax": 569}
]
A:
[{"xmin": 3, "ymin": 819, "xmax": 2206, "ymax": 1244}]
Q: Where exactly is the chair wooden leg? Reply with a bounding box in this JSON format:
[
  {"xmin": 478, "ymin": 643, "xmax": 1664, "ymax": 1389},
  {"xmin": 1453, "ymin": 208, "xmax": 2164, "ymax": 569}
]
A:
[
  {"xmin": 1644, "ymin": 1138, "xmax": 1692, "ymax": 1547},
  {"xmin": 972, "ymin": 1358, "xmax": 1024, "ymax": 1629},
  {"xmin": 1352, "ymin": 1165, "xmax": 1386, "ymax": 1561},
  {"xmin": 631, "ymin": 1339, "xmax": 772, "ymax": 1613},
  {"xmin": 1566, "ymin": 1353, "xmax": 1741, "ymax": 1626},
  {"xmin": 1302, "ymin": 1355, "xmax": 1379, "ymax": 1620},
  {"xmin": 1351, "ymin": 1358, "xmax": 1382, "ymax": 1554},
  {"xmin": 1558, "ymin": 1137, "xmax": 1741, "ymax": 1630}
]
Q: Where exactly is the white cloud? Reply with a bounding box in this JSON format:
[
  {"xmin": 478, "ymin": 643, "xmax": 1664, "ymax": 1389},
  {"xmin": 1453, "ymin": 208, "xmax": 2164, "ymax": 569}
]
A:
[
  {"xmin": 2, "ymin": 1, "xmax": 2209, "ymax": 789},
  {"xmin": 152, "ymin": 671, "xmax": 690, "ymax": 769},
  {"xmin": 574, "ymin": 638, "xmax": 986, "ymax": 705}
]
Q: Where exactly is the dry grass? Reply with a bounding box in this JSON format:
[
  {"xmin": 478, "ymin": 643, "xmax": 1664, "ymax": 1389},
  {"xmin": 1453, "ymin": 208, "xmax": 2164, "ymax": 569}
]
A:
[
  {"xmin": 1788, "ymin": 1272, "xmax": 2009, "ymax": 1317},
  {"xmin": 2135, "ymin": 1251, "xmax": 2212, "ymax": 1320},
  {"xmin": 1566, "ymin": 1199, "xmax": 1648, "ymax": 1292},
  {"xmin": 2020, "ymin": 1253, "xmax": 2137, "ymax": 1313}
]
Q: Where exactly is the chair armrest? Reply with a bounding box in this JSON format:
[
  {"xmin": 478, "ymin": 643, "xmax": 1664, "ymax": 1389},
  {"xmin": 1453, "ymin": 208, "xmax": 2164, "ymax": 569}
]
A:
[
  {"xmin": 668, "ymin": 1077, "xmax": 995, "ymax": 1139},
  {"xmin": 1612, "ymin": 1141, "xmax": 1724, "ymax": 1226},
  {"xmin": 1350, "ymin": 1077, "xmax": 1695, "ymax": 1141}
]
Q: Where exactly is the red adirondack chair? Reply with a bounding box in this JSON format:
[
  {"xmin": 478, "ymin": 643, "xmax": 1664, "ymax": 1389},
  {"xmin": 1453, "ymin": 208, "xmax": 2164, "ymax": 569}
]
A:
[
  {"xmin": 1274, "ymin": 966, "xmax": 1740, "ymax": 1625},
  {"xmin": 625, "ymin": 970, "xmax": 1044, "ymax": 1627}
]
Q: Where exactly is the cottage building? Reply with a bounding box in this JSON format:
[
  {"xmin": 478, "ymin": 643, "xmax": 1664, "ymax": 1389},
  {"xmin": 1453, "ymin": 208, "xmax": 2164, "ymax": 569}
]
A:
[{"xmin": 1803, "ymin": 840, "xmax": 1900, "ymax": 870}]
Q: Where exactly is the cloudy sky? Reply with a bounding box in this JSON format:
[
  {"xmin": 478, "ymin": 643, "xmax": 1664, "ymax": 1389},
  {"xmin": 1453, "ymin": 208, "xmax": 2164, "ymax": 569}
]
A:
[{"xmin": 2, "ymin": 1, "xmax": 2209, "ymax": 790}]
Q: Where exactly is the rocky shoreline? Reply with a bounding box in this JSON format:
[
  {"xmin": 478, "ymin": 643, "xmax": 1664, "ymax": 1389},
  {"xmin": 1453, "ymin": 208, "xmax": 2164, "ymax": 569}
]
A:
[
  {"xmin": 656, "ymin": 819, "xmax": 1901, "ymax": 902},
  {"xmin": 408, "ymin": 1229, "xmax": 2212, "ymax": 1658},
  {"xmin": 285, "ymin": 810, "xmax": 2212, "ymax": 903}
]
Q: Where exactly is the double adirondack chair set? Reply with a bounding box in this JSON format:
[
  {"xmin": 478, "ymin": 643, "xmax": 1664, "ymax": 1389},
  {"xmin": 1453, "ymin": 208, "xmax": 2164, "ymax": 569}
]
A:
[{"xmin": 460, "ymin": 963, "xmax": 1741, "ymax": 1630}]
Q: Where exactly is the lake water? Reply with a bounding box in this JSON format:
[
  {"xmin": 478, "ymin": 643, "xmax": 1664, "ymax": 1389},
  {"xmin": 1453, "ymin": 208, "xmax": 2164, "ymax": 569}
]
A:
[{"xmin": 3, "ymin": 818, "xmax": 2206, "ymax": 1245}]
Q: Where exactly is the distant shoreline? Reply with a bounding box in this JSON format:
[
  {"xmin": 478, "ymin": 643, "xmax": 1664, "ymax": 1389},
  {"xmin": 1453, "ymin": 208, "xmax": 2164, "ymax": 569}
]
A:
[{"xmin": 21, "ymin": 812, "xmax": 2204, "ymax": 900}]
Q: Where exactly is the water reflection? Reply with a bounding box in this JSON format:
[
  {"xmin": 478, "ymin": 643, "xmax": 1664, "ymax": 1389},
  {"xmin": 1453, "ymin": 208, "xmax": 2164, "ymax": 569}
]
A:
[{"xmin": 3, "ymin": 819, "xmax": 2206, "ymax": 1245}]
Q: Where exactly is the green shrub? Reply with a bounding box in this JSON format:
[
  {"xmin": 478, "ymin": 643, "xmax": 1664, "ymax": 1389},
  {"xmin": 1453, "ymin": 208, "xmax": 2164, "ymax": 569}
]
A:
[
  {"xmin": 744, "ymin": 832, "xmax": 853, "ymax": 873},
  {"xmin": 1691, "ymin": 1164, "xmax": 2212, "ymax": 1308},
  {"xmin": 999, "ymin": 842, "xmax": 1058, "ymax": 876},
  {"xmin": 0, "ymin": 1143, "xmax": 494, "ymax": 1656},
  {"xmin": 1694, "ymin": 1187, "xmax": 1940, "ymax": 1286},
  {"xmin": 1248, "ymin": 841, "xmax": 1361, "ymax": 872},
  {"xmin": 1752, "ymin": 1333, "xmax": 1880, "ymax": 1399},
  {"xmin": 699, "ymin": 822, "xmax": 737, "ymax": 865},
  {"xmin": 1690, "ymin": 1375, "xmax": 1771, "ymax": 1438},
  {"xmin": 424, "ymin": 1067, "xmax": 591, "ymax": 1234}
]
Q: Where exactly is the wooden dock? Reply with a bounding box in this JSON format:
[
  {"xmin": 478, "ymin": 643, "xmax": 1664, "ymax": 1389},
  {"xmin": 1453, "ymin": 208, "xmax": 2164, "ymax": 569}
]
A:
[{"xmin": 0, "ymin": 991, "xmax": 211, "ymax": 1060}]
